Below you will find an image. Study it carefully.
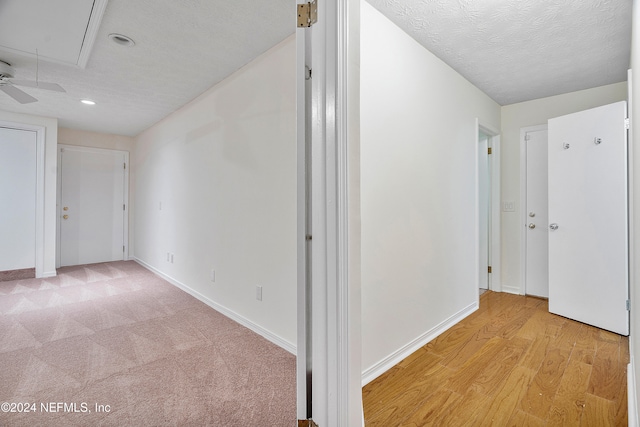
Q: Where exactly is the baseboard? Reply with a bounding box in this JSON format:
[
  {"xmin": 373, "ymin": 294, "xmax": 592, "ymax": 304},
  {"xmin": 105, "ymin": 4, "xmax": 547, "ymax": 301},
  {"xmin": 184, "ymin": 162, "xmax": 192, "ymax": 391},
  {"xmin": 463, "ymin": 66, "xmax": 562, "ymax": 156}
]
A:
[
  {"xmin": 0, "ymin": 268, "xmax": 35, "ymax": 281},
  {"xmin": 40, "ymin": 270, "xmax": 57, "ymax": 279},
  {"xmin": 361, "ymin": 300, "xmax": 479, "ymax": 386},
  {"xmin": 133, "ymin": 258, "xmax": 296, "ymax": 355},
  {"xmin": 630, "ymin": 358, "xmax": 638, "ymax": 427},
  {"xmin": 501, "ymin": 284, "xmax": 521, "ymax": 295}
]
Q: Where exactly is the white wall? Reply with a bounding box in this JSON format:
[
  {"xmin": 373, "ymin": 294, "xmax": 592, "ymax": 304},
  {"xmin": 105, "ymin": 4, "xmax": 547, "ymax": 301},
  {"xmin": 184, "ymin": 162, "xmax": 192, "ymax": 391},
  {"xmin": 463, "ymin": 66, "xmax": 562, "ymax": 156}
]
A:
[
  {"xmin": 133, "ymin": 36, "xmax": 297, "ymax": 350},
  {"xmin": 0, "ymin": 110, "xmax": 57, "ymax": 277},
  {"xmin": 58, "ymin": 127, "xmax": 134, "ymax": 151},
  {"xmin": 360, "ymin": 2, "xmax": 501, "ymax": 381},
  {"xmin": 500, "ymin": 83, "xmax": 628, "ymax": 293}
]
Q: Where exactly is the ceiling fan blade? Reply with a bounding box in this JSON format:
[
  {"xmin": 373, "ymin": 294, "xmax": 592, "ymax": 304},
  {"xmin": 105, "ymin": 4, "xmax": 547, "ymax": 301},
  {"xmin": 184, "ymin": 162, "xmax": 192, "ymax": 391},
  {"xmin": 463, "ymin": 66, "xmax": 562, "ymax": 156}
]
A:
[
  {"xmin": 9, "ymin": 79, "xmax": 65, "ymax": 92},
  {"xmin": 0, "ymin": 84, "xmax": 37, "ymax": 104}
]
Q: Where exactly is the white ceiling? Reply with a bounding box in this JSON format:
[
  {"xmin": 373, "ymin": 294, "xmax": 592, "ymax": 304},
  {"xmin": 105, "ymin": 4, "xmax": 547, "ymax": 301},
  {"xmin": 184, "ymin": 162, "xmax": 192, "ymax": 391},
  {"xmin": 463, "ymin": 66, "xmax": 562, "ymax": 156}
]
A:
[
  {"xmin": 0, "ymin": 0, "xmax": 632, "ymax": 137},
  {"xmin": 0, "ymin": 0, "xmax": 105, "ymax": 67},
  {"xmin": 367, "ymin": 0, "xmax": 632, "ymax": 106}
]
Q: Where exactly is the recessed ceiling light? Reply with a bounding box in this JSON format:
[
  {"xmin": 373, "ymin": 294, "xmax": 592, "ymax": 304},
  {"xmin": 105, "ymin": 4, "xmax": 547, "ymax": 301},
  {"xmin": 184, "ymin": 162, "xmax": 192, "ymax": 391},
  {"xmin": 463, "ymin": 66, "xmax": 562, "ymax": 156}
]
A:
[
  {"xmin": 108, "ymin": 33, "xmax": 135, "ymax": 47},
  {"xmin": 81, "ymin": 99, "xmax": 96, "ymax": 105}
]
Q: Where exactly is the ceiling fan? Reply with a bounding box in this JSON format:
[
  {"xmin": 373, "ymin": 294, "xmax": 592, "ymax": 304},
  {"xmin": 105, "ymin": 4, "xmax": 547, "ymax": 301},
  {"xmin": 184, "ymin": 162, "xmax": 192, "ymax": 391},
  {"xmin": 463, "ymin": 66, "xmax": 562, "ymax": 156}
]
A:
[{"xmin": 0, "ymin": 60, "xmax": 65, "ymax": 104}]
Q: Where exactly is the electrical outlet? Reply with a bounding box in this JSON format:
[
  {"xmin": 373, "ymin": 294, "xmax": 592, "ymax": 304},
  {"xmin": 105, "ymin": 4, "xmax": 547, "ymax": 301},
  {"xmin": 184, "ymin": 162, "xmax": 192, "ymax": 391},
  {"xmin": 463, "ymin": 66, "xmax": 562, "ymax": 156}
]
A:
[
  {"xmin": 256, "ymin": 285, "xmax": 262, "ymax": 301},
  {"xmin": 502, "ymin": 201, "xmax": 515, "ymax": 212},
  {"xmin": 210, "ymin": 269, "xmax": 216, "ymax": 282}
]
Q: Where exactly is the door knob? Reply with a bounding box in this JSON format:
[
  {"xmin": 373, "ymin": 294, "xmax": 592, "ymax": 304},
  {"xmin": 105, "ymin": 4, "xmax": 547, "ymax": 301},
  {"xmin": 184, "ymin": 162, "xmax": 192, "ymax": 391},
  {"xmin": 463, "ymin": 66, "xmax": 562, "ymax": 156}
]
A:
[
  {"xmin": 550, "ymin": 223, "xmax": 559, "ymax": 230},
  {"xmin": 528, "ymin": 223, "xmax": 535, "ymax": 229},
  {"xmin": 63, "ymin": 215, "xmax": 69, "ymax": 220},
  {"xmin": 63, "ymin": 207, "xmax": 69, "ymax": 211},
  {"xmin": 529, "ymin": 212, "xmax": 535, "ymax": 218}
]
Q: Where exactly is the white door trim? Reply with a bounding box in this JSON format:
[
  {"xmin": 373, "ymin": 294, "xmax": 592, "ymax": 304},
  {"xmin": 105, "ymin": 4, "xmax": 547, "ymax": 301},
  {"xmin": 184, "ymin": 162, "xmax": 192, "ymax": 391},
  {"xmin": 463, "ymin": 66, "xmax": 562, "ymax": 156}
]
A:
[
  {"xmin": 56, "ymin": 144, "xmax": 130, "ymax": 268},
  {"xmin": 476, "ymin": 120, "xmax": 501, "ymax": 293},
  {"xmin": 0, "ymin": 121, "xmax": 45, "ymax": 278},
  {"xmin": 296, "ymin": 0, "xmax": 362, "ymax": 425},
  {"xmin": 519, "ymin": 124, "xmax": 549, "ymax": 295}
]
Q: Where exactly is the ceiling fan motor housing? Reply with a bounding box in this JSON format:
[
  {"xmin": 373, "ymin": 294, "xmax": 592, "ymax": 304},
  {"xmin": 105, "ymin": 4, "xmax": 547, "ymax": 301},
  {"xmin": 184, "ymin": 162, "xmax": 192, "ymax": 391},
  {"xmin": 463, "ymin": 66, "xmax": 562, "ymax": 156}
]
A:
[{"xmin": 0, "ymin": 60, "xmax": 14, "ymax": 80}]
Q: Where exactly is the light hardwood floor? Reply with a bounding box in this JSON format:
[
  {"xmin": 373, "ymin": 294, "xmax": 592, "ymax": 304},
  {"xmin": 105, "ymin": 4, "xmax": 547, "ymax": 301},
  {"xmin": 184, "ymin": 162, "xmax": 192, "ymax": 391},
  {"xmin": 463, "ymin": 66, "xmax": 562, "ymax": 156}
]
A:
[{"xmin": 362, "ymin": 291, "xmax": 629, "ymax": 426}]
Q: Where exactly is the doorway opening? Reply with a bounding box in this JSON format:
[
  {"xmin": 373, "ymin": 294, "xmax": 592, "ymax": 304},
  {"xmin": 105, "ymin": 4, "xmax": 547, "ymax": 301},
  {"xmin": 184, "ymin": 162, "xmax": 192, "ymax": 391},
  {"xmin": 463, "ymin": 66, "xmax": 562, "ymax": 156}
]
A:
[
  {"xmin": 520, "ymin": 125, "xmax": 549, "ymax": 298},
  {"xmin": 476, "ymin": 121, "xmax": 501, "ymax": 295},
  {"xmin": 56, "ymin": 145, "xmax": 129, "ymax": 267},
  {"xmin": 0, "ymin": 122, "xmax": 46, "ymax": 278}
]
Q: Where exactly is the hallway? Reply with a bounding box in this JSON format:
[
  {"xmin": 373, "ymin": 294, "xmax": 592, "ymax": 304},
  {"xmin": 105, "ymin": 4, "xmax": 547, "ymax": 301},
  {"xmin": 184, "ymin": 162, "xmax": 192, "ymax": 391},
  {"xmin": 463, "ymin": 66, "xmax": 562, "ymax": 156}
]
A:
[{"xmin": 363, "ymin": 291, "xmax": 629, "ymax": 425}]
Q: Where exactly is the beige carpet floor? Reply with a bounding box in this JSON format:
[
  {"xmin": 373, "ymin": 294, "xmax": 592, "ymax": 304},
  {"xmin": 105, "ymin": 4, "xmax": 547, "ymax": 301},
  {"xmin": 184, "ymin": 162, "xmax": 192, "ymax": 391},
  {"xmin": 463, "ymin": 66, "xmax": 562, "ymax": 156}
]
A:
[{"xmin": 0, "ymin": 261, "xmax": 296, "ymax": 426}]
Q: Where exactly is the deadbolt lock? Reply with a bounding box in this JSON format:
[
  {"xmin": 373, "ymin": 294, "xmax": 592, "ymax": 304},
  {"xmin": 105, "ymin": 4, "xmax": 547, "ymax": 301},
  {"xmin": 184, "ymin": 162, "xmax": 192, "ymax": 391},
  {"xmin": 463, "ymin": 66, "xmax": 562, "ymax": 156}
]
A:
[
  {"xmin": 63, "ymin": 215, "xmax": 69, "ymax": 220},
  {"xmin": 63, "ymin": 207, "xmax": 69, "ymax": 211}
]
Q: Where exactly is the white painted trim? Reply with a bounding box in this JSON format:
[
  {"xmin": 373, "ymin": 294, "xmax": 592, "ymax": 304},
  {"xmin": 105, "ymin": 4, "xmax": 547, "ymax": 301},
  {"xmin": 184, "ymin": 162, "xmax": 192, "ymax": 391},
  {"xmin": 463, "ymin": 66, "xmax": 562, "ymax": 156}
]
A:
[
  {"xmin": 134, "ymin": 257, "xmax": 296, "ymax": 355},
  {"xmin": 297, "ymin": 0, "xmax": 360, "ymax": 423},
  {"xmin": 501, "ymin": 284, "xmax": 521, "ymax": 295},
  {"xmin": 628, "ymin": 71, "xmax": 637, "ymax": 427},
  {"xmin": 491, "ymin": 135, "xmax": 502, "ymax": 291},
  {"xmin": 519, "ymin": 124, "xmax": 548, "ymax": 296},
  {"xmin": 295, "ymin": 16, "xmax": 310, "ymax": 421},
  {"xmin": 630, "ymin": 359, "xmax": 638, "ymax": 427},
  {"xmin": 361, "ymin": 301, "xmax": 479, "ymax": 386},
  {"xmin": 476, "ymin": 120, "xmax": 501, "ymax": 294},
  {"xmin": 77, "ymin": 0, "xmax": 109, "ymax": 68},
  {"xmin": 56, "ymin": 144, "xmax": 130, "ymax": 267},
  {"xmin": 0, "ymin": 121, "xmax": 47, "ymax": 278}
]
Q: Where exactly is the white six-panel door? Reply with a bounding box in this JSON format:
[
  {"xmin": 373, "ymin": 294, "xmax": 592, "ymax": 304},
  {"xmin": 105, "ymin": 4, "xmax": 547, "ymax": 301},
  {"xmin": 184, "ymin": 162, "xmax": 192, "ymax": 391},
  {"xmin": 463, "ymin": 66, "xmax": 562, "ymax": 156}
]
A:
[
  {"xmin": 548, "ymin": 101, "xmax": 628, "ymax": 336},
  {"xmin": 59, "ymin": 146, "xmax": 127, "ymax": 267}
]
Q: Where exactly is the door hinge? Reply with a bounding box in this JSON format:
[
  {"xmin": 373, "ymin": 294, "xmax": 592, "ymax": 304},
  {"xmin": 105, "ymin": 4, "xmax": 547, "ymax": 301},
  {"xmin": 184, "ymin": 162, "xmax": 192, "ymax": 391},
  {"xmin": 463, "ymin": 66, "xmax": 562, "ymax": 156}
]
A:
[
  {"xmin": 524, "ymin": 134, "xmax": 530, "ymax": 141},
  {"xmin": 627, "ymin": 299, "xmax": 630, "ymax": 311},
  {"xmin": 488, "ymin": 147, "xmax": 492, "ymax": 155},
  {"xmin": 625, "ymin": 118, "xmax": 630, "ymax": 130},
  {"xmin": 124, "ymin": 162, "xmax": 126, "ymax": 169},
  {"xmin": 123, "ymin": 245, "xmax": 125, "ymax": 252},
  {"xmin": 488, "ymin": 266, "xmax": 492, "ymax": 274},
  {"xmin": 123, "ymin": 204, "xmax": 126, "ymax": 211},
  {"xmin": 297, "ymin": 0, "xmax": 317, "ymax": 28}
]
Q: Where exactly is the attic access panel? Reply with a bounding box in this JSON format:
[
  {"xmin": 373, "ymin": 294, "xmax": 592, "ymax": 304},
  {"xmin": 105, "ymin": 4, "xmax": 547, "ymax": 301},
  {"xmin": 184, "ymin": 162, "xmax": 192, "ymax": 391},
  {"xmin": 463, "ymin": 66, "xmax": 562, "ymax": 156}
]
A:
[{"xmin": 0, "ymin": 0, "xmax": 107, "ymax": 68}]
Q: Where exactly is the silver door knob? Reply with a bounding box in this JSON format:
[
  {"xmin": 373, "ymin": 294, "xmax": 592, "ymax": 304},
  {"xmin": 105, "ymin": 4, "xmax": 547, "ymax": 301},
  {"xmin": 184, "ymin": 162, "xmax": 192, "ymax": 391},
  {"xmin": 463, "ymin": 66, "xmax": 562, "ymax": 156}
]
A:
[
  {"xmin": 528, "ymin": 223, "xmax": 535, "ymax": 229},
  {"xmin": 550, "ymin": 223, "xmax": 559, "ymax": 230}
]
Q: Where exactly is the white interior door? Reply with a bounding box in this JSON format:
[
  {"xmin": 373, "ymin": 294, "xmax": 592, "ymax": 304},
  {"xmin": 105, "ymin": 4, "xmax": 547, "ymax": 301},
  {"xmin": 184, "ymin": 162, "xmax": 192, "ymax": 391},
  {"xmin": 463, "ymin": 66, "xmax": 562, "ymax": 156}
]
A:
[
  {"xmin": 525, "ymin": 128, "xmax": 549, "ymax": 298},
  {"xmin": 0, "ymin": 127, "xmax": 36, "ymax": 271},
  {"xmin": 548, "ymin": 101, "xmax": 628, "ymax": 335},
  {"xmin": 478, "ymin": 132, "xmax": 490, "ymax": 290},
  {"xmin": 59, "ymin": 146, "xmax": 127, "ymax": 267}
]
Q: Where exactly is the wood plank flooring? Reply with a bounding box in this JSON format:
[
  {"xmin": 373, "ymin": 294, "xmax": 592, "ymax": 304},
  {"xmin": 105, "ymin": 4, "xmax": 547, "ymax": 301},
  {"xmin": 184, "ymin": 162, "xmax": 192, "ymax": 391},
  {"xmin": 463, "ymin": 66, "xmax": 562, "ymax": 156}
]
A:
[{"xmin": 362, "ymin": 291, "xmax": 629, "ymax": 426}]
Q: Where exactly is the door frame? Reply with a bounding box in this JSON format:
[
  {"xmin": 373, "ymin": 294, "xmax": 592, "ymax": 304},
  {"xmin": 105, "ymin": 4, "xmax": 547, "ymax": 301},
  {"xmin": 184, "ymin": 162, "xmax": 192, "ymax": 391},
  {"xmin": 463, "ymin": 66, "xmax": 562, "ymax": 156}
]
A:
[
  {"xmin": 519, "ymin": 124, "xmax": 548, "ymax": 295},
  {"xmin": 56, "ymin": 144, "xmax": 130, "ymax": 268},
  {"xmin": 476, "ymin": 120, "xmax": 501, "ymax": 293},
  {"xmin": 0, "ymin": 121, "xmax": 45, "ymax": 278},
  {"xmin": 296, "ymin": 0, "xmax": 362, "ymax": 424}
]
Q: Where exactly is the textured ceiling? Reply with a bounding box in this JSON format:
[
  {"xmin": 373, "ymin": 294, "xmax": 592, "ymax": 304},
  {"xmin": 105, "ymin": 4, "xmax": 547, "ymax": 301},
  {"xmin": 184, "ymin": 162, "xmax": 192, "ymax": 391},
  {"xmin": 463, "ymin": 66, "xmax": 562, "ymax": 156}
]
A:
[
  {"xmin": 367, "ymin": 0, "xmax": 632, "ymax": 106},
  {"xmin": 0, "ymin": 0, "xmax": 294, "ymax": 136},
  {"xmin": 0, "ymin": 0, "xmax": 632, "ymax": 136}
]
